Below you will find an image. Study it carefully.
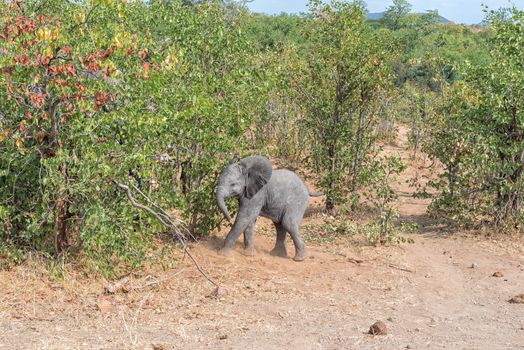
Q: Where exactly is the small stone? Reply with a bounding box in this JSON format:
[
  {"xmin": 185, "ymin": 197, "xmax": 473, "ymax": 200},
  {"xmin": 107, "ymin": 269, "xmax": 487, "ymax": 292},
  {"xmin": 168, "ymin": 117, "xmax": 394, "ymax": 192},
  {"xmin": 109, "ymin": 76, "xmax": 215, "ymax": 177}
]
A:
[
  {"xmin": 492, "ymin": 271, "xmax": 504, "ymax": 277},
  {"xmin": 508, "ymin": 294, "xmax": 524, "ymax": 304},
  {"xmin": 212, "ymin": 286, "xmax": 228, "ymax": 297},
  {"xmin": 406, "ymin": 346, "xmax": 411, "ymax": 349},
  {"xmin": 369, "ymin": 321, "xmax": 387, "ymax": 335},
  {"xmin": 218, "ymin": 334, "xmax": 228, "ymax": 340},
  {"xmin": 470, "ymin": 263, "xmax": 478, "ymax": 269}
]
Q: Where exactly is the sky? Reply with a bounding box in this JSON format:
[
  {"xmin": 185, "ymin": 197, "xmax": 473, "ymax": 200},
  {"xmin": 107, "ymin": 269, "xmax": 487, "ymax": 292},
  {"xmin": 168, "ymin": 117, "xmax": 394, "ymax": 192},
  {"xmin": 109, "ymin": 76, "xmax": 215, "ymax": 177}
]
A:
[{"xmin": 246, "ymin": 0, "xmax": 522, "ymax": 24}]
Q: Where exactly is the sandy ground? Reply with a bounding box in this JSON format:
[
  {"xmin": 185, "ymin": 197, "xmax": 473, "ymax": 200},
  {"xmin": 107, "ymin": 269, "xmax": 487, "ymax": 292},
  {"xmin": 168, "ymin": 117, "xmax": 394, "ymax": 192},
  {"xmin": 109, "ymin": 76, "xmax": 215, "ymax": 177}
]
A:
[{"xmin": 1, "ymin": 126, "xmax": 523, "ymax": 350}]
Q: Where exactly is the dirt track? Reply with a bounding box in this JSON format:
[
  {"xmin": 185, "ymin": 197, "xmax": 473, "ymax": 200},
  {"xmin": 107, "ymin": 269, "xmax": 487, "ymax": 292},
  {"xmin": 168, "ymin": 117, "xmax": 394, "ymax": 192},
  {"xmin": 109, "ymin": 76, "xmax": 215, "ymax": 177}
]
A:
[{"xmin": 1, "ymin": 128, "xmax": 523, "ymax": 350}]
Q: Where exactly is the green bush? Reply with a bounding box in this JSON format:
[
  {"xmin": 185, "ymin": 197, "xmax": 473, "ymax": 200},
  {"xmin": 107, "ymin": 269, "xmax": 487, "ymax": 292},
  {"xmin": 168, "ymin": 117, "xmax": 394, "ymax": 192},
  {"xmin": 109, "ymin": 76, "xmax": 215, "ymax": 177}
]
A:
[
  {"xmin": 0, "ymin": 0, "xmax": 267, "ymax": 274},
  {"xmin": 423, "ymin": 7, "xmax": 524, "ymax": 230}
]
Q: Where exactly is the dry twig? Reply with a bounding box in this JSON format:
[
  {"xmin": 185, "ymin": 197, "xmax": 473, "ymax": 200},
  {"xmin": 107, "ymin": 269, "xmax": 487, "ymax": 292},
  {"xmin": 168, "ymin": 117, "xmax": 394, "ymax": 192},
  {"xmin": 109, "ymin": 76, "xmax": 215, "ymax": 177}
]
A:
[
  {"xmin": 114, "ymin": 181, "xmax": 220, "ymax": 288},
  {"xmin": 388, "ymin": 263, "xmax": 414, "ymax": 273},
  {"xmin": 348, "ymin": 258, "xmax": 364, "ymax": 264}
]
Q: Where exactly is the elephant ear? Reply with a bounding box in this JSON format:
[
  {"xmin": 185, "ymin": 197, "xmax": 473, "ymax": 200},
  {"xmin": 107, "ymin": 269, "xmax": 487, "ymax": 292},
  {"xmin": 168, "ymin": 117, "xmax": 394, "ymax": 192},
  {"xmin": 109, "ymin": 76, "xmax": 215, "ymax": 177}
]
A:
[{"xmin": 239, "ymin": 156, "xmax": 273, "ymax": 199}]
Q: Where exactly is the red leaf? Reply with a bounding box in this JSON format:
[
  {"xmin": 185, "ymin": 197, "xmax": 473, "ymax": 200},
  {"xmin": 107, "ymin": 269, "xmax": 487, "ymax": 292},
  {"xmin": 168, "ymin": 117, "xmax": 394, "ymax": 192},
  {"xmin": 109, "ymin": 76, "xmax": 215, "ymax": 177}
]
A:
[
  {"xmin": 1, "ymin": 66, "xmax": 16, "ymax": 75},
  {"xmin": 61, "ymin": 46, "xmax": 72, "ymax": 56}
]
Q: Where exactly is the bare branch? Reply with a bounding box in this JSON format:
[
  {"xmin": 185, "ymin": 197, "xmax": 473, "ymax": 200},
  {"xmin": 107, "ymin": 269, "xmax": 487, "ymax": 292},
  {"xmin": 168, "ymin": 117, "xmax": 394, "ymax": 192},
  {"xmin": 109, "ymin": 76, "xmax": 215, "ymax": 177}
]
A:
[{"xmin": 113, "ymin": 180, "xmax": 220, "ymax": 288}]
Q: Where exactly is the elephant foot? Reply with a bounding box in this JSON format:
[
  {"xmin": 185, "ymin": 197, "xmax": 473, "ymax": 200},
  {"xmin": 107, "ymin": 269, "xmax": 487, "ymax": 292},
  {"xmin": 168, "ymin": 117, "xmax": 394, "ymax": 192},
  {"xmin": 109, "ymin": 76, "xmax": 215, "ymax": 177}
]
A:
[
  {"xmin": 243, "ymin": 246, "xmax": 256, "ymax": 256},
  {"xmin": 293, "ymin": 248, "xmax": 309, "ymax": 262},
  {"xmin": 270, "ymin": 245, "xmax": 288, "ymax": 258},
  {"xmin": 218, "ymin": 247, "xmax": 233, "ymax": 256}
]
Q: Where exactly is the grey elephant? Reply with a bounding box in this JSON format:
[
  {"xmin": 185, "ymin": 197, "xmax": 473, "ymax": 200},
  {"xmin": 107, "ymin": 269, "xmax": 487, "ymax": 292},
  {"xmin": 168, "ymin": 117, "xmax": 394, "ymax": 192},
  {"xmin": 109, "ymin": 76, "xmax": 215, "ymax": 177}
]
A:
[{"xmin": 216, "ymin": 156, "xmax": 322, "ymax": 261}]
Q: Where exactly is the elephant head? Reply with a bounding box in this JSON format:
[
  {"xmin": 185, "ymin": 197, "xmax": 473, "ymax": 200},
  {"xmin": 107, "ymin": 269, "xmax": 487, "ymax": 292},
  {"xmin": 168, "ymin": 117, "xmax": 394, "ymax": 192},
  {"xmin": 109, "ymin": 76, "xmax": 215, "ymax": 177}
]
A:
[{"xmin": 216, "ymin": 156, "xmax": 272, "ymax": 221}]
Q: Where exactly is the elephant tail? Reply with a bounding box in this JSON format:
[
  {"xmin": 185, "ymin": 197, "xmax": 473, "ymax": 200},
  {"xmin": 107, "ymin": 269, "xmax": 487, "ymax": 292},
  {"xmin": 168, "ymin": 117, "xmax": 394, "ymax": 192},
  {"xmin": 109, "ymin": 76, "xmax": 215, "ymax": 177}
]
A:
[{"xmin": 308, "ymin": 190, "xmax": 324, "ymax": 197}]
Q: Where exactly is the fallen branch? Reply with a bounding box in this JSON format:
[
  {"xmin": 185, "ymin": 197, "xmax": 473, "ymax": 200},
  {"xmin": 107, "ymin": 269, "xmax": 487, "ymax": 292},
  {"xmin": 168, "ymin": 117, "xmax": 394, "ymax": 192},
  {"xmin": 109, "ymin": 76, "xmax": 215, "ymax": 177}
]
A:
[
  {"xmin": 388, "ymin": 263, "xmax": 414, "ymax": 273},
  {"xmin": 114, "ymin": 181, "xmax": 220, "ymax": 288},
  {"xmin": 348, "ymin": 258, "xmax": 364, "ymax": 264}
]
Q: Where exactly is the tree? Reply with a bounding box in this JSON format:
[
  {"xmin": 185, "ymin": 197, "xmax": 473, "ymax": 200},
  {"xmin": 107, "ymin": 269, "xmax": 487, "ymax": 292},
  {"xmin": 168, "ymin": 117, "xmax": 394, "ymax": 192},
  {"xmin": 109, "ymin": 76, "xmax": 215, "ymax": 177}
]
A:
[
  {"xmin": 382, "ymin": 0, "xmax": 412, "ymax": 30},
  {"xmin": 289, "ymin": 0, "xmax": 394, "ymax": 211},
  {"xmin": 246, "ymin": 13, "xmax": 307, "ymax": 50},
  {"xmin": 0, "ymin": 0, "xmax": 140, "ymax": 258},
  {"xmin": 424, "ymin": 7, "xmax": 524, "ymax": 229},
  {"xmin": 121, "ymin": 0, "xmax": 268, "ymax": 236},
  {"xmin": 0, "ymin": 0, "xmax": 268, "ymax": 274}
]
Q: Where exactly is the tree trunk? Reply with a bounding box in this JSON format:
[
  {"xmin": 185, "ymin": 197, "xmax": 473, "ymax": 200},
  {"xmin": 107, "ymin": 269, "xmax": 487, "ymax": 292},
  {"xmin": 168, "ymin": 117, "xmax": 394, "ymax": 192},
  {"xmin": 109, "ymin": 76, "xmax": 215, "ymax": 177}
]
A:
[
  {"xmin": 350, "ymin": 108, "xmax": 366, "ymax": 203},
  {"xmin": 54, "ymin": 162, "xmax": 69, "ymax": 257},
  {"xmin": 325, "ymin": 142, "xmax": 336, "ymax": 213},
  {"xmin": 325, "ymin": 69, "xmax": 345, "ymax": 213}
]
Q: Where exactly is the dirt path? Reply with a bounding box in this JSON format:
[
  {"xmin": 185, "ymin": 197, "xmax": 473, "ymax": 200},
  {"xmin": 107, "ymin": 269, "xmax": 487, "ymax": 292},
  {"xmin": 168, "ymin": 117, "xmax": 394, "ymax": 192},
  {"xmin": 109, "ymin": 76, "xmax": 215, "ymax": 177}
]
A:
[{"xmin": 1, "ymin": 127, "xmax": 523, "ymax": 350}]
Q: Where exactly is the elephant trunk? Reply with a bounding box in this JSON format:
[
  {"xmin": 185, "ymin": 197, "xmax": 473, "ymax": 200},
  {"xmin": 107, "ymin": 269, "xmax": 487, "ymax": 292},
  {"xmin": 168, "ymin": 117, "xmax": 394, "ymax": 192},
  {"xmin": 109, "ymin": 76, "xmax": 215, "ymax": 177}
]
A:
[{"xmin": 216, "ymin": 187, "xmax": 232, "ymax": 222}]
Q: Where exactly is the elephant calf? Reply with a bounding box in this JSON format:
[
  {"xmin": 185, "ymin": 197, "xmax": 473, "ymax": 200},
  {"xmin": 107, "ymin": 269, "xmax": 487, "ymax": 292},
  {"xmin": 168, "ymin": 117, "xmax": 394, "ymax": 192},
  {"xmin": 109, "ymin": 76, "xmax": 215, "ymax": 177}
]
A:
[{"xmin": 216, "ymin": 156, "xmax": 322, "ymax": 261}]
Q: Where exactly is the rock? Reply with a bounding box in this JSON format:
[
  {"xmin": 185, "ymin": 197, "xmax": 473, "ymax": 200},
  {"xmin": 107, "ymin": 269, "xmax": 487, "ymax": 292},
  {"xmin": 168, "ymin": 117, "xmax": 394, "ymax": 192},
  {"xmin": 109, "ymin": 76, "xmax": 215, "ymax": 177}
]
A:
[
  {"xmin": 211, "ymin": 286, "xmax": 228, "ymax": 298},
  {"xmin": 492, "ymin": 271, "xmax": 504, "ymax": 277},
  {"xmin": 369, "ymin": 321, "xmax": 387, "ymax": 335},
  {"xmin": 508, "ymin": 294, "xmax": 524, "ymax": 304},
  {"xmin": 151, "ymin": 344, "xmax": 167, "ymax": 350},
  {"xmin": 218, "ymin": 334, "xmax": 228, "ymax": 340},
  {"xmin": 470, "ymin": 263, "xmax": 478, "ymax": 269}
]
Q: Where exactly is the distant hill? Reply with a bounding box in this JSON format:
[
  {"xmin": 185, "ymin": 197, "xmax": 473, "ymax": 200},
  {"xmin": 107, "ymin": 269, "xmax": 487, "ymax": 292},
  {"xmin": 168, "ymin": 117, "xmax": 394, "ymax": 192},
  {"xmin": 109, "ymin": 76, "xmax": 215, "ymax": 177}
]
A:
[
  {"xmin": 367, "ymin": 12, "xmax": 385, "ymax": 20},
  {"xmin": 367, "ymin": 12, "xmax": 451, "ymax": 23}
]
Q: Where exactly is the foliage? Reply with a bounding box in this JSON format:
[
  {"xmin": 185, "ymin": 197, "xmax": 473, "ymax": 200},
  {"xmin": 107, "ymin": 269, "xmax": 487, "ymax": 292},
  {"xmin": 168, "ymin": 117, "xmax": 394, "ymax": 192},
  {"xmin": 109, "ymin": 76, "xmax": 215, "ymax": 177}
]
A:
[
  {"xmin": 120, "ymin": 0, "xmax": 268, "ymax": 237},
  {"xmin": 0, "ymin": 0, "xmax": 266, "ymax": 274},
  {"xmin": 423, "ymin": 7, "xmax": 524, "ymax": 230},
  {"xmin": 246, "ymin": 13, "xmax": 307, "ymax": 50},
  {"xmin": 288, "ymin": 0, "xmax": 395, "ymax": 211},
  {"xmin": 0, "ymin": 0, "xmax": 150, "ymax": 270},
  {"xmin": 381, "ymin": 0, "xmax": 412, "ymax": 30},
  {"xmin": 364, "ymin": 155, "xmax": 406, "ymax": 244}
]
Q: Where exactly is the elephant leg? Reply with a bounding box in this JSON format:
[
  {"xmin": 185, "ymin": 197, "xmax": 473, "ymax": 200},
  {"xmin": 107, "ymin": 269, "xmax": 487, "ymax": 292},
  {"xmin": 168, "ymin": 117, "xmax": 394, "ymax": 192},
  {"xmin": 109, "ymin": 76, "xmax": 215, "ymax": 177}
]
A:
[
  {"xmin": 219, "ymin": 205, "xmax": 259, "ymax": 255},
  {"xmin": 243, "ymin": 221, "xmax": 256, "ymax": 256},
  {"xmin": 282, "ymin": 219, "xmax": 308, "ymax": 262},
  {"xmin": 269, "ymin": 223, "xmax": 288, "ymax": 258}
]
